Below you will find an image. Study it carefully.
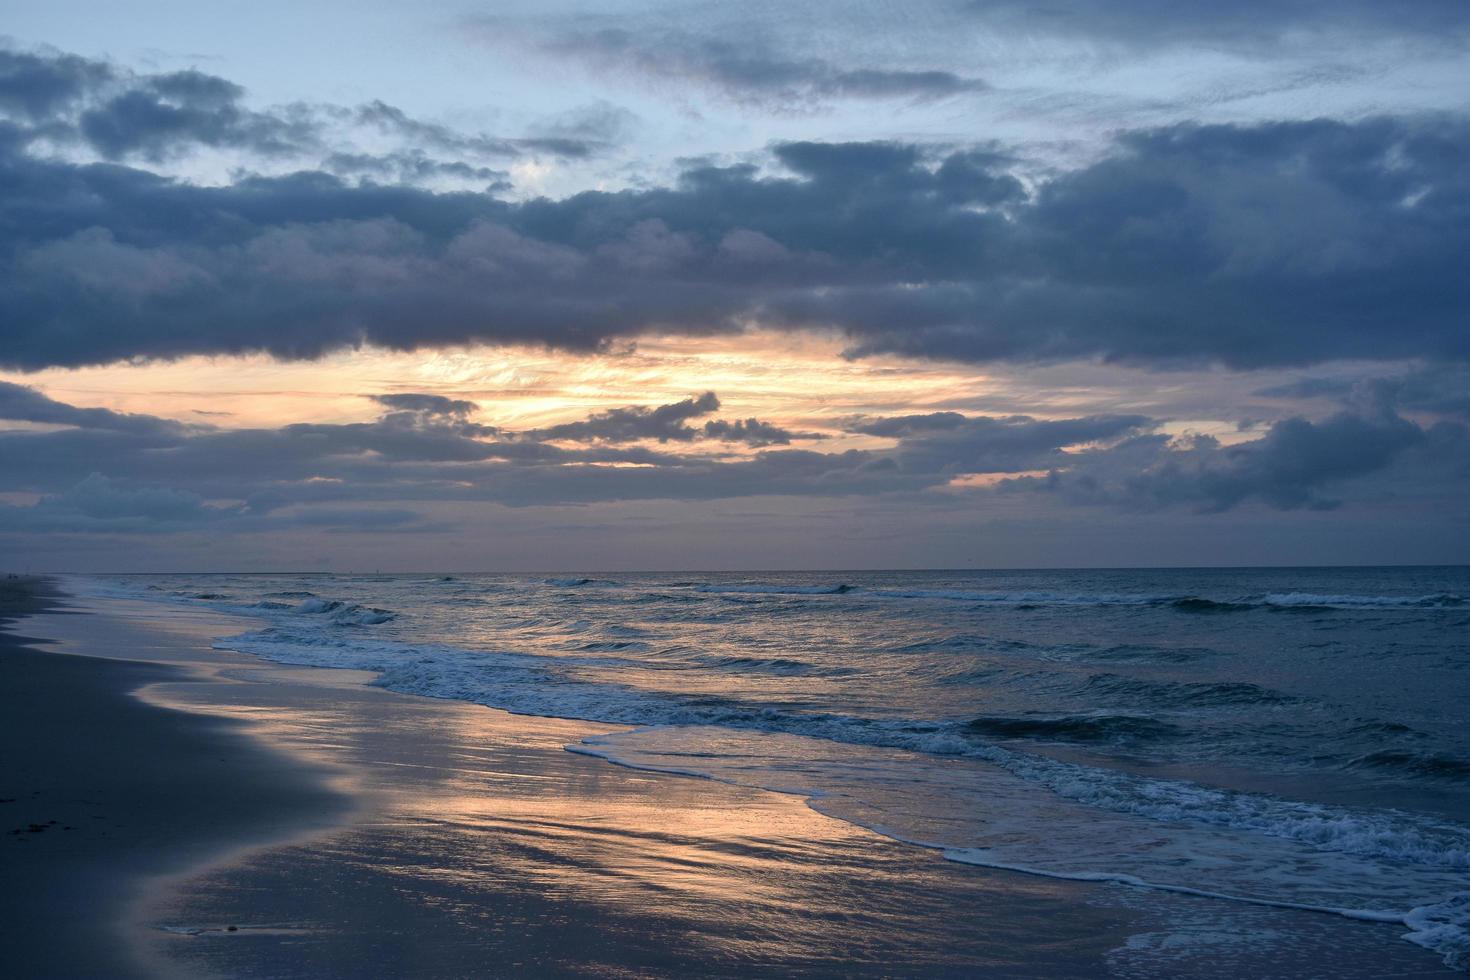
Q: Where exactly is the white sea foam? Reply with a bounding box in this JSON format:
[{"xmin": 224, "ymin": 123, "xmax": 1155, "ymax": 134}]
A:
[
  {"xmin": 573, "ymin": 725, "xmax": 1470, "ymax": 968},
  {"xmin": 1261, "ymin": 592, "xmax": 1464, "ymax": 609}
]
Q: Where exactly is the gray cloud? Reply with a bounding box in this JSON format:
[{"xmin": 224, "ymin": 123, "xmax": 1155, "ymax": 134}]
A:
[
  {"xmin": 78, "ymin": 69, "xmax": 318, "ymax": 161},
  {"xmin": 1259, "ymin": 365, "xmax": 1470, "ymax": 422},
  {"xmin": 322, "ymin": 151, "xmax": 511, "ymax": 188},
  {"xmin": 701, "ymin": 418, "xmax": 822, "ymax": 447},
  {"xmin": 526, "ymin": 393, "xmax": 824, "ymax": 447},
  {"xmin": 369, "ymin": 393, "xmax": 481, "ymax": 417},
  {"xmin": 520, "ymin": 26, "xmax": 987, "ymax": 109},
  {"xmin": 846, "ymin": 412, "xmax": 968, "ymax": 437},
  {"xmin": 960, "ymin": 0, "xmax": 1470, "ymax": 47},
  {"xmin": 5, "ymin": 52, "xmax": 1466, "ymax": 374},
  {"xmin": 1002, "ymin": 410, "xmax": 1466, "ymax": 512},
  {"xmin": 353, "ymin": 100, "xmax": 611, "ymax": 161},
  {"xmin": 0, "ymin": 44, "xmax": 619, "ymax": 168},
  {"xmin": 529, "ymin": 392, "xmax": 720, "ymax": 443},
  {"xmin": 0, "ymin": 46, "xmax": 115, "ymax": 121},
  {"xmin": 0, "ymin": 380, "xmax": 186, "ymax": 435},
  {"xmin": 4, "ymin": 384, "xmax": 1455, "ymax": 535}
]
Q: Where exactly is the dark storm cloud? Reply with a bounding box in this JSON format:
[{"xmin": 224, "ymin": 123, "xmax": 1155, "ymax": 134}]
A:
[
  {"xmin": 5, "ymin": 47, "xmax": 1466, "ymax": 374},
  {"xmin": 525, "ymin": 27, "xmax": 987, "ymax": 108}
]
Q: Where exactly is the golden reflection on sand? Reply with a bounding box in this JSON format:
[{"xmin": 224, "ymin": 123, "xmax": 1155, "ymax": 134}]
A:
[{"xmin": 37, "ymin": 599, "xmax": 1111, "ymax": 974}]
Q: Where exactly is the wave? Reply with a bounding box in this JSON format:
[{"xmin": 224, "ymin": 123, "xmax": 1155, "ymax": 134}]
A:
[
  {"xmin": 1084, "ymin": 673, "xmax": 1299, "ymax": 708},
  {"xmin": 869, "ymin": 588, "xmax": 1169, "ymax": 605},
  {"xmin": 1348, "ymin": 751, "xmax": 1470, "ymax": 782},
  {"xmin": 573, "ymin": 640, "xmax": 652, "ymax": 653},
  {"xmin": 690, "ymin": 654, "xmax": 858, "ymax": 677},
  {"xmin": 544, "ymin": 577, "xmax": 618, "ymax": 588},
  {"xmin": 894, "ymin": 634, "xmax": 1218, "ymax": 666},
  {"xmin": 1166, "ymin": 597, "xmax": 1255, "ymax": 613},
  {"xmin": 1262, "ymin": 592, "xmax": 1465, "ymax": 609},
  {"xmin": 892, "ymin": 634, "xmax": 1031, "ymax": 654},
  {"xmin": 694, "ymin": 583, "xmax": 853, "ymax": 595},
  {"xmin": 940, "ymin": 851, "xmax": 1469, "ymax": 971},
  {"xmin": 685, "ymin": 583, "xmax": 1466, "ymax": 611},
  {"xmin": 967, "ymin": 713, "xmax": 1183, "ymax": 744},
  {"xmin": 293, "ymin": 597, "xmax": 397, "ymax": 626}
]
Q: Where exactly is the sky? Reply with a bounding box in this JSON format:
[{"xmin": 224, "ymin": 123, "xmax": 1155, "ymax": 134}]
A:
[{"xmin": 1, "ymin": 1, "xmax": 1468, "ymax": 571}]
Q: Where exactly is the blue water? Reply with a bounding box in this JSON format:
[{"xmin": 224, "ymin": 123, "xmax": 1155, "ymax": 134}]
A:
[{"xmin": 78, "ymin": 567, "xmax": 1470, "ymax": 968}]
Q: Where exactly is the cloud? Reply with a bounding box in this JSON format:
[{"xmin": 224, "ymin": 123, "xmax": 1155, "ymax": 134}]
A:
[
  {"xmin": 509, "ymin": 26, "xmax": 987, "ymax": 109},
  {"xmin": 3, "ymin": 385, "xmax": 1452, "ymax": 533},
  {"xmin": 701, "ymin": 417, "xmax": 822, "ymax": 447},
  {"xmin": 322, "ymin": 151, "xmax": 511, "ymax": 188},
  {"xmin": 0, "ymin": 43, "xmax": 620, "ymax": 169},
  {"xmin": 78, "ymin": 69, "xmax": 317, "ymax": 161},
  {"xmin": 959, "ymin": 0, "xmax": 1470, "ymax": 47},
  {"xmin": 846, "ymin": 412, "xmax": 968, "ymax": 437},
  {"xmin": 0, "ymin": 472, "xmax": 240, "ymax": 533},
  {"xmin": 369, "ymin": 393, "xmax": 481, "ymax": 417},
  {"xmin": 5, "ymin": 56, "xmax": 1467, "ymax": 374},
  {"xmin": 0, "ymin": 380, "xmax": 186, "ymax": 435},
  {"xmin": 353, "ymin": 99, "xmax": 610, "ymax": 161},
  {"xmin": 1258, "ymin": 364, "xmax": 1470, "ymax": 421},
  {"xmin": 1002, "ymin": 410, "xmax": 1466, "ymax": 512},
  {"xmin": 524, "ymin": 393, "xmax": 824, "ymax": 447},
  {"xmin": 529, "ymin": 392, "xmax": 721, "ymax": 443},
  {"xmin": 0, "ymin": 45, "xmax": 115, "ymax": 121}
]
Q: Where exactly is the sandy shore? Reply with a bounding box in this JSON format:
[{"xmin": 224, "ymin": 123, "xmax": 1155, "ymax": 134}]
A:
[
  {"xmin": 3, "ymin": 585, "xmax": 1458, "ymax": 978},
  {"xmin": 0, "ymin": 583, "xmax": 344, "ymax": 978}
]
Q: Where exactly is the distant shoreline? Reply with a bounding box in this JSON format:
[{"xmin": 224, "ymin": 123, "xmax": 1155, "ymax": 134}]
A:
[{"xmin": 36, "ymin": 562, "xmax": 1470, "ymax": 577}]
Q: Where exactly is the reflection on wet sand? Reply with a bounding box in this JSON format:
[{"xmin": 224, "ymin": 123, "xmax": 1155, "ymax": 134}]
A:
[
  {"xmin": 143, "ymin": 662, "xmax": 1125, "ymax": 976},
  {"xmin": 35, "ymin": 599, "xmax": 1457, "ymax": 978}
]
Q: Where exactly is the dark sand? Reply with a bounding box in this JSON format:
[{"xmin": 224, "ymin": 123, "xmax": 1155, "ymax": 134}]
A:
[
  {"xmin": 0, "ymin": 581, "xmax": 345, "ymax": 978},
  {"xmin": 3, "ymin": 585, "xmax": 1460, "ymax": 978}
]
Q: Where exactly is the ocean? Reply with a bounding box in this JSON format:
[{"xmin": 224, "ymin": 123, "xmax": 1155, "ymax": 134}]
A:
[{"xmin": 75, "ymin": 567, "xmax": 1470, "ymax": 970}]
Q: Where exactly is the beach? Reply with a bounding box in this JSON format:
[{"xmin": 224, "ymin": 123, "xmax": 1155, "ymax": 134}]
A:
[{"xmin": 2, "ymin": 579, "xmax": 1462, "ymax": 977}]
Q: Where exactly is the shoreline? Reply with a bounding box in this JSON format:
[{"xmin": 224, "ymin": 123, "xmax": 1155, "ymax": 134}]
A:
[
  {"xmin": 5, "ymin": 584, "xmax": 1460, "ymax": 977},
  {"xmin": 0, "ymin": 582, "xmax": 349, "ymax": 978}
]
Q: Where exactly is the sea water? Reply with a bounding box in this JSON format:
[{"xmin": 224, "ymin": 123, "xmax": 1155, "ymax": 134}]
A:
[{"xmin": 75, "ymin": 567, "xmax": 1470, "ymax": 969}]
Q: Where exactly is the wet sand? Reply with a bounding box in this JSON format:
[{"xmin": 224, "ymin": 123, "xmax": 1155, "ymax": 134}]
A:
[
  {"xmin": 3, "ymin": 588, "xmax": 1459, "ymax": 978},
  {"xmin": 0, "ymin": 582, "xmax": 344, "ymax": 978}
]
